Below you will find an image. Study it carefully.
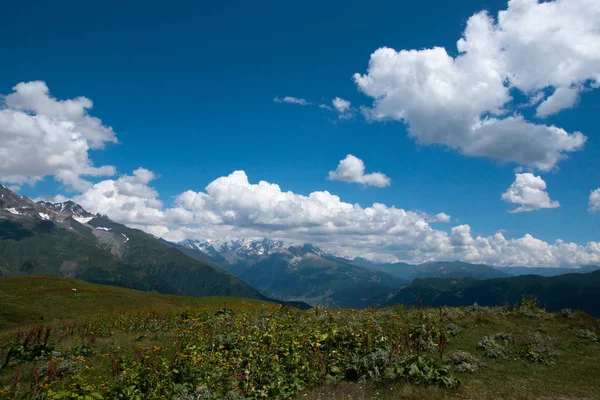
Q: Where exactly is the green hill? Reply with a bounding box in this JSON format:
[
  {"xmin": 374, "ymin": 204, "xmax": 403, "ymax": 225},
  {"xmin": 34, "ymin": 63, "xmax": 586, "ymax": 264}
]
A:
[
  {"xmin": 0, "ymin": 275, "xmax": 276, "ymax": 331},
  {"xmin": 381, "ymin": 271, "xmax": 600, "ymax": 316}
]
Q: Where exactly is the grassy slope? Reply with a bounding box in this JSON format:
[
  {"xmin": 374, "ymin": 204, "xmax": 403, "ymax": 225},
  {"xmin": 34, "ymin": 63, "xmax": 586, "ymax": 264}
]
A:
[
  {"xmin": 0, "ymin": 276, "xmax": 275, "ymax": 331},
  {"xmin": 1, "ymin": 277, "xmax": 599, "ymax": 399},
  {"xmin": 300, "ymin": 311, "xmax": 600, "ymax": 399}
]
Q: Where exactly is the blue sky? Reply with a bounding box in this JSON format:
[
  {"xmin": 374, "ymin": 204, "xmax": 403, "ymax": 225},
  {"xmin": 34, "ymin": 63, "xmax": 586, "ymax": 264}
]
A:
[{"xmin": 1, "ymin": 0, "xmax": 599, "ymax": 266}]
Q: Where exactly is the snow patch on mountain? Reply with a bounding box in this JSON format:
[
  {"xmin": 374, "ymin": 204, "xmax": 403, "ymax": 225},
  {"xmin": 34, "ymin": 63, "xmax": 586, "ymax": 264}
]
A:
[
  {"xmin": 38, "ymin": 212, "xmax": 50, "ymax": 220},
  {"xmin": 73, "ymin": 216, "xmax": 94, "ymax": 224}
]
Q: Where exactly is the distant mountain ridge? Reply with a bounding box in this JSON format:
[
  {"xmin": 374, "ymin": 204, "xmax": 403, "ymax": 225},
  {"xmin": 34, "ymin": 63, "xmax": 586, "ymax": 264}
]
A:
[
  {"xmin": 375, "ymin": 271, "xmax": 600, "ymax": 316},
  {"xmin": 493, "ymin": 265, "xmax": 600, "ymax": 277},
  {"xmin": 353, "ymin": 257, "xmax": 598, "ymax": 280},
  {"xmin": 179, "ymin": 238, "xmax": 406, "ymax": 308},
  {"xmin": 358, "ymin": 260, "xmax": 510, "ymax": 281},
  {"xmin": 179, "ymin": 237, "xmax": 600, "ymax": 308}
]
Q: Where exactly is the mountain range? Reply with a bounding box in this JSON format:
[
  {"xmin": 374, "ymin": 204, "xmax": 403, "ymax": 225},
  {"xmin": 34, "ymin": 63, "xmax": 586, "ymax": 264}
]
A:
[
  {"xmin": 373, "ymin": 271, "xmax": 600, "ymax": 316},
  {"xmin": 0, "ymin": 184, "xmax": 264, "ymax": 300},
  {"xmin": 179, "ymin": 239, "xmax": 407, "ymax": 308},
  {"xmin": 1, "ymin": 184, "xmax": 599, "ymax": 311},
  {"xmin": 352, "ymin": 258, "xmax": 511, "ymax": 280}
]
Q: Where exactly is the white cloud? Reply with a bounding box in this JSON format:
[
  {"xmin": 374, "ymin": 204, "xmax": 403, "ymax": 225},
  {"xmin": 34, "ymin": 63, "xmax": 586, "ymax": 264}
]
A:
[
  {"xmin": 58, "ymin": 168, "xmax": 600, "ymax": 267},
  {"xmin": 328, "ymin": 155, "xmax": 391, "ymax": 187},
  {"xmin": 418, "ymin": 212, "xmax": 452, "ymax": 223},
  {"xmin": 502, "ymin": 173, "xmax": 560, "ymax": 213},
  {"xmin": 589, "ymin": 188, "xmax": 600, "ymax": 212},
  {"xmin": 0, "ymin": 81, "xmax": 117, "ymax": 190},
  {"xmin": 536, "ymin": 86, "xmax": 580, "ymax": 118},
  {"xmin": 318, "ymin": 104, "xmax": 334, "ymax": 111},
  {"xmin": 354, "ymin": 0, "xmax": 598, "ymax": 170},
  {"xmin": 274, "ymin": 96, "xmax": 309, "ymax": 105},
  {"xmin": 171, "ymin": 171, "xmax": 600, "ymax": 267},
  {"xmin": 332, "ymin": 97, "xmax": 354, "ymax": 119},
  {"xmin": 431, "ymin": 212, "xmax": 452, "ymax": 223},
  {"xmin": 70, "ymin": 168, "xmax": 193, "ymax": 226},
  {"xmin": 332, "ymin": 98, "xmax": 351, "ymax": 113}
]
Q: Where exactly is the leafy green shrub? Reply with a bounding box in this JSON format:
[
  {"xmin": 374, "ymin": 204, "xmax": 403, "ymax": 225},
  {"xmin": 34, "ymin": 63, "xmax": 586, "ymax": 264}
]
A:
[
  {"xmin": 71, "ymin": 344, "xmax": 97, "ymax": 358},
  {"xmin": 561, "ymin": 309, "xmax": 574, "ymax": 319},
  {"xmin": 476, "ymin": 336, "xmax": 511, "ymax": 359},
  {"xmin": 173, "ymin": 386, "xmax": 243, "ymax": 400},
  {"xmin": 445, "ymin": 323, "xmax": 461, "ymax": 337},
  {"xmin": 518, "ymin": 295, "xmax": 546, "ymax": 317},
  {"xmin": 408, "ymin": 323, "xmax": 440, "ymax": 352},
  {"xmin": 394, "ymin": 354, "xmax": 460, "ymax": 388},
  {"xmin": 446, "ymin": 350, "xmax": 482, "ymax": 374},
  {"xmin": 346, "ymin": 349, "xmax": 394, "ymax": 382},
  {"xmin": 515, "ymin": 333, "xmax": 556, "ymax": 365},
  {"xmin": 577, "ymin": 329, "xmax": 598, "ymax": 342}
]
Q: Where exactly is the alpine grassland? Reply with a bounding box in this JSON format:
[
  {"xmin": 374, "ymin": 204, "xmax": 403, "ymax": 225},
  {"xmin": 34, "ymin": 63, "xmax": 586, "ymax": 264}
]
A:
[{"xmin": 1, "ymin": 277, "xmax": 599, "ymax": 399}]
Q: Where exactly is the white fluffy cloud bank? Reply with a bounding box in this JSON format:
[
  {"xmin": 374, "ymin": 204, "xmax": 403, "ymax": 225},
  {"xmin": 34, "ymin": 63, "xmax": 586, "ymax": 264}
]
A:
[
  {"xmin": 353, "ymin": 0, "xmax": 599, "ymax": 171},
  {"xmin": 0, "ymin": 81, "xmax": 117, "ymax": 191},
  {"xmin": 64, "ymin": 169, "xmax": 600, "ymax": 267},
  {"xmin": 589, "ymin": 189, "xmax": 600, "ymax": 213},
  {"xmin": 502, "ymin": 173, "xmax": 560, "ymax": 213},
  {"xmin": 328, "ymin": 155, "xmax": 391, "ymax": 187}
]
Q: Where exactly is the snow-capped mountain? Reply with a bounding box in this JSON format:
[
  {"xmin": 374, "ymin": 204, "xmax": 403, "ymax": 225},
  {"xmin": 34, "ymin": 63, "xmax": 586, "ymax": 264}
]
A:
[
  {"xmin": 178, "ymin": 236, "xmax": 404, "ymax": 307},
  {"xmin": 0, "ymin": 184, "xmax": 263, "ymax": 299},
  {"xmin": 0, "ymin": 185, "xmax": 105, "ymax": 227},
  {"xmin": 37, "ymin": 200, "xmax": 95, "ymax": 224},
  {"xmin": 0, "ymin": 184, "xmax": 59, "ymax": 221},
  {"xmin": 179, "ymin": 238, "xmax": 318, "ymax": 266}
]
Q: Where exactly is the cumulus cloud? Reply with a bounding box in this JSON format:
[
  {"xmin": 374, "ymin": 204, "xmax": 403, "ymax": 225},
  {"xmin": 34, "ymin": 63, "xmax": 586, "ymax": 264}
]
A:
[
  {"xmin": 172, "ymin": 171, "xmax": 600, "ymax": 266},
  {"xmin": 332, "ymin": 97, "xmax": 354, "ymax": 119},
  {"xmin": 70, "ymin": 168, "xmax": 193, "ymax": 227},
  {"xmin": 0, "ymin": 81, "xmax": 117, "ymax": 190},
  {"xmin": 536, "ymin": 86, "xmax": 580, "ymax": 118},
  {"xmin": 417, "ymin": 212, "xmax": 452, "ymax": 223},
  {"xmin": 58, "ymin": 169, "xmax": 600, "ymax": 267},
  {"xmin": 502, "ymin": 173, "xmax": 560, "ymax": 213},
  {"xmin": 430, "ymin": 212, "xmax": 452, "ymax": 223},
  {"xmin": 273, "ymin": 96, "xmax": 309, "ymax": 105},
  {"xmin": 328, "ymin": 155, "xmax": 391, "ymax": 187},
  {"xmin": 589, "ymin": 188, "xmax": 600, "ymax": 213},
  {"xmin": 354, "ymin": 0, "xmax": 598, "ymax": 170}
]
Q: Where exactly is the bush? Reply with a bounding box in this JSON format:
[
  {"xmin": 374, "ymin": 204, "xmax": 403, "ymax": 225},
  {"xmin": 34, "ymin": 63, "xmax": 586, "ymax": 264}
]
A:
[
  {"xmin": 446, "ymin": 350, "xmax": 482, "ymax": 374},
  {"xmin": 577, "ymin": 329, "xmax": 598, "ymax": 342},
  {"xmin": 445, "ymin": 323, "xmax": 461, "ymax": 337},
  {"xmin": 346, "ymin": 349, "xmax": 393, "ymax": 382},
  {"xmin": 393, "ymin": 354, "xmax": 460, "ymax": 388},
  {"xmin": 476, "ymin": 336, "xmax": 510, "ymax": 359},
  {"xmin": 174, "ymin": 386, "xmax": 243, "ymax": 400},
  {"xmin": 345, "ymin": 350, "xmax": 459, "ymax": 388},
  {"xmin": 517, "ymin": 295, "xmax": 547, "ymax": 318},
  {"xmin": 515, "ymin": 333, "xmax": 556, "ymax": 365},
  {"xmin": 561, "ymin": 309, "xmax": 574, "ymax": 319}
]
